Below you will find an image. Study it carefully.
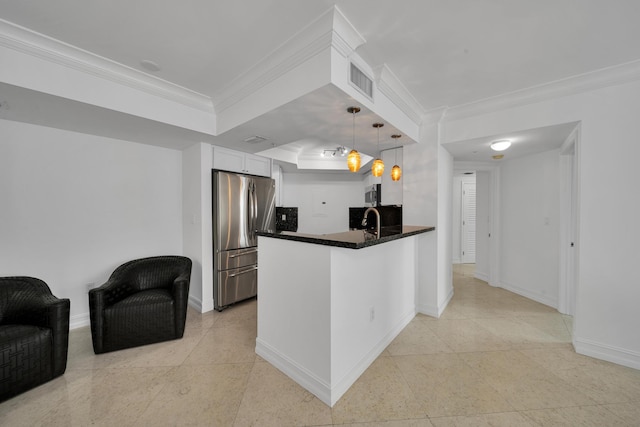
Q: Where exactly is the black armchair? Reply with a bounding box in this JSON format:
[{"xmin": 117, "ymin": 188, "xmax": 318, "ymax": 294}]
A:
[
  {"xmin": 89, "ymin": 256, "xmax": 192, "ymax": 354},
  {"xmin": 0, "ymin": 277, "xmax": 70, "ymax": 402}
]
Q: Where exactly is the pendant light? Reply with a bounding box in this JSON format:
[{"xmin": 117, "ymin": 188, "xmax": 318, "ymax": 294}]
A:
[
  {"xmin": 391, "ymin": 134, "xmax": 402, "ymax": 181},
  {"xmin": 371, "ymin": 123, "xmax": 385, "ymax": 177},
  {"xmin": 347, "ymin": 106, "xmax": 361, "ymax": 172}
]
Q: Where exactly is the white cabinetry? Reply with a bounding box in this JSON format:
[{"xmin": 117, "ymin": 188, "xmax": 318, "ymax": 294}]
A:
[
  {"xmin": 212, "ymin": 145, "xmax": 271, "ymax": 177},
  {"xmin": 272, "ymin": 164, "xmax": 284, "ymax": 207},
  {"xmin": 381, "ymin": 147, "xmax": 403, "ymax": 205}
]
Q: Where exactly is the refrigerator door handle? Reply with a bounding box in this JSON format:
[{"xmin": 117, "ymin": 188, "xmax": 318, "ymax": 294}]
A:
[
  {"xmin": 228, "ymin": 266, "xmax": 258, "ymax": 278},
  {"xmin": 228, "ymin": 249, "xmax": 258, "ymax": 258},
  {"xmin": 246, "ymin": 181, "xmax": 253, "ymax": 240},
  {"xmin": 252, "ymin": 181, "xmax": 259, "ymax": 234}
]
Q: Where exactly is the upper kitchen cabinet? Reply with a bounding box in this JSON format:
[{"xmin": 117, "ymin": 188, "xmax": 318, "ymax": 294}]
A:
[
  {"xmin": 213, "ymin": 146, "xmax": 272, "ymax": 177},
  {"xmin": 381, "ymin": 148, "xmax": 403, "ymax": 206},
  {"xmin": 272, "ymin": 164, "xmax": 284, "ymax": 207}
]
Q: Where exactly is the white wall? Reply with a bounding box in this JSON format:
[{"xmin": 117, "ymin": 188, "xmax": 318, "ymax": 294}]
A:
[
  {"xmin": 441, "ymin": 77, "xmax": 640, "ymax": 369},
  {"xmin": 403, "ymin": 121, "xmax": 442, "ymax": 317},
  {"xmin": 282, "ymin": 172, "xmax": 364, "ymax": 234},
  {"xmin": 437, "ymin": 145, "xmax": 454, "ymax": 313},
  {"xmin": 499, "ymin": 149, "xmax": 561, "ymax": 307},
  {"xmin": 0, "ymin": 119, "xmax": 183, "ymax": 327},
  {"xmin": 182, "ymin": 142, "xmax": 214, "ymax": 312}
]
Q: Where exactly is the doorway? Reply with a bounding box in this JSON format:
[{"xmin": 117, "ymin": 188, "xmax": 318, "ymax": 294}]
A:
[
  {"xmin": 452, "ymin": 172, "xmax": 477, "ymax": 264},
  {"xmin": 461, "ymin": 180, "xmax": 477, "ymax": 264},
  {"xmin": 558, "ymin": 126, "xmax": 580, "ymax": 316}
]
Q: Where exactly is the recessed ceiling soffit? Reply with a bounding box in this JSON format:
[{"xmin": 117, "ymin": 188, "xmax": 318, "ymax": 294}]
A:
[{"xmin": 211, "ymin": 5, "xmax": 425, "ymax": 141}]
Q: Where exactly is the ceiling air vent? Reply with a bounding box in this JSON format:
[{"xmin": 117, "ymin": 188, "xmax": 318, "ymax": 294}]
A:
[
  {"xmin": 243, "ymin": 135, "xmax": 267, "ymax": 144},
  {"xmin": 350, "ymin": 63, "xmax": 373, "ymax": 99}
]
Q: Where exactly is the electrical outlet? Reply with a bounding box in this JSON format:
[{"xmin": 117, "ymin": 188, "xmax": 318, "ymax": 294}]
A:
[
  {"xmin": 281, "ymin": 214, "xmax": 286, "ymax": 221},
  {"xmin": 369, "ymin": 306, "xmax": 375, "ymax": 322}
]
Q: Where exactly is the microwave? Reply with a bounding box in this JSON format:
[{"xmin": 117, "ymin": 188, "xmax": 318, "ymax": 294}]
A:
[{"xmin": 365, "ymin": 184, "xmax": 381, "ymax": 206}]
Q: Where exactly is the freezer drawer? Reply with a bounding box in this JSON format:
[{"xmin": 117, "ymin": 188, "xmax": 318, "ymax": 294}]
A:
[
  {"xmin": 218, "ymin": 247, "xmax": 258, "ymax": 270},
  {"xmin": 216, "ymin": 265, "xmax": 257, "ymax": 309}
]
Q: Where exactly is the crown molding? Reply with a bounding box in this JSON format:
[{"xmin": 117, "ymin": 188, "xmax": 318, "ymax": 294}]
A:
[
  {"xmin": 213, "ymin": 6, "xmax": 365, "ymax": 114},
  {"xmin": 422, "ymin": 106, "xmax": 448, "ymax": 126},
  {"xmin": 374, "ymin": 64, "xmax": 426, "ymax": 125},
  {"xmin": 444, "ymin": 59, "xmax": 640, "ymax": 122},
  {"xmin": 331, "ymin": 6, "xmax": 366, "ymax": 58},
  {"xmin": 0, "ymin": 19, "xmax": 214, "ymax": 113}
]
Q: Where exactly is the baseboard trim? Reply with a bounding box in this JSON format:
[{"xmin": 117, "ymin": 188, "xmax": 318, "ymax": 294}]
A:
[
  {"xmin": 474, "ymin": 270, "xmax": 489, "ymax": 282},
  {"xmin": 500, "ymin": 280, "xmax": 558, "ymax": 309},
  {"xmin": 256, "ymin": 339, "xmax": 332, "ymax": 406},
  {"xmin": 417, "ymin": 287, "xmax": 453, "ymax": 318},
  {"xmin": 187, "ymin": 294, "xmax": 215, "ymax": 313},
  {"xmin": 70, "ymin": 312, "xmax": 90, "ymax": 330},
  {"xmin": 256, "ymin": 308, "xmax": 415, "ymax": 407},
  {"xmin": 416, "ymin": 302, "xmax": 439, "ymax": 318},
  {"xmin": 438, "ymin": 287, "xmax": 454, "ymax": 317},
  {"xmin": 330, "ymin": 308, "xmax": 415, "ymax": 406},
  {"xmin": 574, "ymin": 336, "xmax": 640, "ymax": 370},
  {"xmin": 70, "ymin": 294, "xmax": 212, "ymax": 331}
]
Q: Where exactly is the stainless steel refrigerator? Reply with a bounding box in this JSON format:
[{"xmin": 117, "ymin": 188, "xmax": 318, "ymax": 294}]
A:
[{"xmin": 212, "ymin": 170, "xmax": 276, "ymax": 311}]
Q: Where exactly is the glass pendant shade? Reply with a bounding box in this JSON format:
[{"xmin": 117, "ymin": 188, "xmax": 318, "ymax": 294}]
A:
[
  {"xmin": 390, "ymin": 133, "xmax": 402, "ymax": 181},
  {"xmin": 347, "ymin": 149, "xmax": 361, "ymax": 172},
  {"xmin": 371, "ymin": 122, "xmax": 385, "ymax": 178},
  {"xmin": 391, "ymin": 164, "xmax": 402, "ymax": 181},
  {"xmin": 372, "ymin": 158, "xmax": 384, "ymax": 177},
  {"xmin": 346, "ymin": 106, "xmax": 361, "ymax": 173}
]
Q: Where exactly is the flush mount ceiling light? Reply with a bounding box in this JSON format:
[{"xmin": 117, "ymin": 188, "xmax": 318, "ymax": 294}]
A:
[
  {"xmin": 371, "ymin": 123, "xmax": 385, "ymax": 177},
  {"xmin": 391, "ymin": 134, "xmax": 402, "ymax": 181},
  {"xmin": 140, "ymin": 59, "xmax": 161, "ymax": 72},
  {"xmin": 347, "ymin": 106, "xmax": 361, "ymax": 172},
  {"xmin": 490, "ymin": 139, "xmax": 511, "ymax": 151}
]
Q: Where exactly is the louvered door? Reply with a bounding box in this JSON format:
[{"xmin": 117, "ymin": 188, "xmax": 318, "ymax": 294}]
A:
[{"xmin": 462, "ymin": 182, "xmax": 476, "ymax": 263}]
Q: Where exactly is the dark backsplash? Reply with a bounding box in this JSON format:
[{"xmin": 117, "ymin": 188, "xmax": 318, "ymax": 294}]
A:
[
  {"xmin": 349, "ymin": 205, "xmax": 402, "ymax": 231},
  {"xmin": 276, "ymin": 207, "xmax": 298, "ymax": 232}
]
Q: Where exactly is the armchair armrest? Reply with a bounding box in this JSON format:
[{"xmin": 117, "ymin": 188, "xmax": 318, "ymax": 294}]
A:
[
  {"xmin": 88, "ymin": 278, "xmax": 135, "ymax": 354},
  {"xmin": 0, "ymin": 277, "xmax": 70, "ymax": 376},
  {"xmin": 172, "ymin": 273, "xmax": 191, "ymax": 337},
  {"xmin": 42, "ymin": 295, "xmax": 71, "ymax": 376}
]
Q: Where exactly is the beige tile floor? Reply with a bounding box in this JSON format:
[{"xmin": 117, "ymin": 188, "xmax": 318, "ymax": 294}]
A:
[{"xmin": 2, "ymin": 264, "xmax": 640, "ymax": 426}]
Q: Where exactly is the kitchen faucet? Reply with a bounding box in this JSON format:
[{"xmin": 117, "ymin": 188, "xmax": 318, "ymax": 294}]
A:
[{"xmin": 361, "ymin": 207, "xmax": 380, "ymax": 239}]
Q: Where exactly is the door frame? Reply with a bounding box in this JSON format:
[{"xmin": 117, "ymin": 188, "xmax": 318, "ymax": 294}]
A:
[
  {"xmin": 558, "ymin": 124, "xmax": 581, "ymax": 315},
  {"xmin": 453, "ymin": 161, "xmax": 500, "ymax": 286}
]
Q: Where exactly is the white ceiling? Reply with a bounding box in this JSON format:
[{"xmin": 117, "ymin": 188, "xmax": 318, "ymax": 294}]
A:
[
  {"xmin": 2, "ymin": 1, "xmax": 640, "ymax": 169},
  {"xmin": 444, "ymin": 122, "xmax": 579, "ymax": 163}
]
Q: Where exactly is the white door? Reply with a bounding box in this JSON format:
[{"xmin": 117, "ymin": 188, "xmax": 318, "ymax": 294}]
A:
[{"xmin": 462, "ymin": 182, "xmax": 476, "ymax": 263}]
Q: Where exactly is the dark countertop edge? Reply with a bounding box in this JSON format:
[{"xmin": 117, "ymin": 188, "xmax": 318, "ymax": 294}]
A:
[{"xmin": 256, "ymin": 226, "xmax": 435, "ymax": 249}]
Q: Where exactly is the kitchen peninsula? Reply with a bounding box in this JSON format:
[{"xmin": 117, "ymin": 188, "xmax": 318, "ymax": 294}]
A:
[{"xmin": 255, "ymin": 226, "xmax": 434, "ymax": 407}]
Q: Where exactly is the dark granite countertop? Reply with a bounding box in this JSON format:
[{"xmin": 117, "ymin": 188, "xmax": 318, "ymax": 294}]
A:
[{"xmin": 256, "ymin": 225, "xmax": 435, "ymax": 249}]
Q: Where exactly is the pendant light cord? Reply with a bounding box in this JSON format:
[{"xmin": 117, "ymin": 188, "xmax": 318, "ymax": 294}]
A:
[{"xmin": 352, "ymin": 109, "xmax": 356, "ymax": 151}]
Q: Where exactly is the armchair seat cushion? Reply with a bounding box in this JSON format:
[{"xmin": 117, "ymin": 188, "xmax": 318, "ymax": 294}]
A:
[
  {"xmin": 103, "ymin": 289, "xmax": 176, "ymax": 352},
  {"xmin": 109, "ymin": 288, "xmax": 174, "ymax": 310},
  {"xmin": 1, "ymin": 325, "xmax": 54, "ymax": 394}
]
